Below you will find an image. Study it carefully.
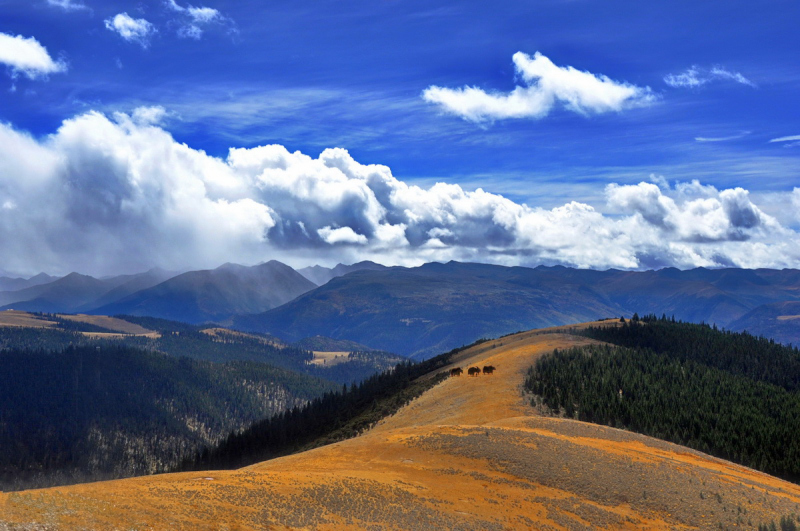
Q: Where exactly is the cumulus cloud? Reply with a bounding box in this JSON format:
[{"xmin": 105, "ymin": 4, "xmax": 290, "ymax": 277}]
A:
[
  {"xmin": 0, "ymin": 108, "xmax": 798, "ymax": 276},
  {"xmin": 0, "ymin": 32, "xmax": 66, "ymax": 79},
  {"xmin": 664, "ymin": 66, "xmax": 755, "ymax": 88},
  {"xmin": 47, "ymin": 0, "xmax": 89, "ymax": 11},
  {"xmin": 104, "ymin": 13, "xmax": 156, "ymax": 48},
  {"xmin": 793, "ymin": 189, "xmax": 800, "ymax": 220},
  {"xmin": 422, "ymin": 52, "xmax": 655, "ymax": 122},
  {"xmin": 165, "ymin": 0, "xmax": 224, "ymax": 39}
]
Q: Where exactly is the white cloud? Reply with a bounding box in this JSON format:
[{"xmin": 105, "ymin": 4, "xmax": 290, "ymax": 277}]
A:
[
  {"xmin": 665, "ymin": 65, "xmax": 755, "ymax": 88},
  {"xmin": 318, "ymin": 226, "xmax": 368, "ymax": 245},
  {"xmin": 47, "ymin": 0, "xmax": 88, "ymax": 11},
  {"xmin": 695, "ymin": 131, "xmax": 750, "ymax": 143},
  {"xmin": 104, "ymin": 13, "xmax": 156, "ymax": 48},
  {"xmin": 770, "ymin": 135, "xmax": 800, "ymax": 143},
  {"xmin": 0, "ymin": 108, "xmax": 798, "ymax": 275},
  {"xmin": 165, "ymin": 0, "xmax": 223, "ymax": 39},
  {"xmin": 129, "ymin": 105, "xmax": 169, "ymax": 125},
  {"xmin": 0, "ymin": 33, "xmax": 66, "ymax": 79},
  {"xmin": 422, "ymin": 52, "xmax": 655, "ymax": 122}
]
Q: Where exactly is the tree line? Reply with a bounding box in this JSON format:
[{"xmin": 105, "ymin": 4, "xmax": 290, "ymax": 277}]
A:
[
  {"xmin": 525, "ymin": 317, "xmax": 800, "ymax": 482},
  {"xmin": 179, "ymin": 339, "xmax": 468, "ymax": 471}
]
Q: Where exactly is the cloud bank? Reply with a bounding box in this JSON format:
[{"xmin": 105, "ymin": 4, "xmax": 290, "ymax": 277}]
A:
[
  {"xmin": 422, "ymin": 52, "xmax": 655, "ymax": 122},
  {"xmin": 104, "ymin": 13, "xmax": 156, "ymax": 48},
  {"xmin": 0, "ymin": 32, "xmax": 66, "ymax": 79},
  {"xmin": 0, "ymin": 108, "xmax": 797, "ymax": 276},
  {"xmin": 664, "ymin": 66, "xmax": 755, "ymax": 88}
]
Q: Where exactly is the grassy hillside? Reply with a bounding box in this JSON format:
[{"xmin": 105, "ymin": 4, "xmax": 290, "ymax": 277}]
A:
[
  {"xmin": 0, "ymin": 344, "xmax": 336, "ymax": 491},
  {"xmin": 526, "ymin": 317, "xmax": 800, "ymax": 481},
  {"xmin": 5, "ymin": 324, "xmax": 800, "ymax": 529},
  {"xmin": 181, "ymin": 342, "xmax": 461, "ymax": 471}
]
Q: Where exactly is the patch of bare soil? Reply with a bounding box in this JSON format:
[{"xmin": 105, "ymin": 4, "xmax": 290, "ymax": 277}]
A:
[{"xmin": 2, "ymin": 321, "xmax": 798, "ymax": 529}]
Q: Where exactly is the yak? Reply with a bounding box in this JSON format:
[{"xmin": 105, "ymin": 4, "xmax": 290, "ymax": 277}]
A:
[
  {"xmin": 482, "ymin": 365, "xmax": 496, "ymax": 375},
  {"xmin": 468, "ymin": 366, "xmax": 481, "ymax": 376},
  {"xmin": 450, "ymin": 367, "xmax": 463, "ymax": 377}
]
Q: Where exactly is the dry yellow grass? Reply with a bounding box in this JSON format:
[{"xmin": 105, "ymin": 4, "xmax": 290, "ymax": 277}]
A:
[
  {"xmin": 56, "ymin": 314, "xmax": 155, "ymax": 335},
  {"xmin": 0, "ymin": 311, "xmax": 159, "ymax": 338},
  {"xmin": 0, "ymin": 310, "xmax": 57, "ymax": 328},
  {"xmin": 2, "ymin": 322, "xmax": 798, "ymax": 529}
]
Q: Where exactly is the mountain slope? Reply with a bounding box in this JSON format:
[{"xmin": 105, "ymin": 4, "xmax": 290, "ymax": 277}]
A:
[
  {"xmin": 236, "ymin": 261, "xmax": 623, "ymax": 358},
  {"xmin": 3, "ymin": 325, "xmax": 799, "ymax": 529},
  {"xmin": 0, "ymin": 273, "xmax": 118, "ymax": 313},
  {"xmin": 0, "ymin": 270, "xmax": 175, "ymax": 314},
  {"xmin": 237, "ymin": 262, "xmax": 800, "ymax": 357},
  {"xmin": 91, "ymin": 261, "xmax": 316, "ymax": 324},
  {"xmin": 0, "ymin": 343, "xmax": 335, "ymax": 491},
  {"xmin": 77, "ymin": 268, "xmax": 177, "ymax": 311},
  {"xmin": 728, "ymin": 300, "xmax": 800, "ymax": 346}
]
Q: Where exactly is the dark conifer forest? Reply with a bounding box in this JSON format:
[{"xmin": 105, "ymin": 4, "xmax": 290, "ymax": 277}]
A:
[
  {"xmin": 525, "ymin": 317, "xmax": 800, "ymax": 481},
  {"xmin": 0, "ymin": 343, "xmax": 336, "ymax": 491},
  {"xmin": 181, "ymin": 342, "xmax": 460, "ymax": 471}
]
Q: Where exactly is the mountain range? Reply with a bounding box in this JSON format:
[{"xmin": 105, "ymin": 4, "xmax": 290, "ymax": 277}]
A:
[
  {"xmin": 236, "ymin": 262, "xmax": 800, "ymax": 357},
  {"xmin": 1, "ymin": 260, "xmax": 798, "ymax": 354}
]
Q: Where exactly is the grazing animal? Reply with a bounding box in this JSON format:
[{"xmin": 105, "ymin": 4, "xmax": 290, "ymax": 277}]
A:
[
  {"xmin": 468, "ymin": 367, "xmax": 481, "ymax": 376},
  {"xmin": 482, "ymin": 365, "xmax": 495, "ymax": 375},
  {"xmin": 450, "ymin": 367, "xmax": 463, "ymax": 377}
]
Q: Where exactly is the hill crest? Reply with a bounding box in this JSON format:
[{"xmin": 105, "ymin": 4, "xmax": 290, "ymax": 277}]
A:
[{"xmin": 3, "ymin": 323, "xmax": 799, "ymax": 529}]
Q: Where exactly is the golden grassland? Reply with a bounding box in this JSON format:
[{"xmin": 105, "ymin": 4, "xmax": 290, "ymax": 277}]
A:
[
  {"xmin": 0, "ymin": 310, "xmax": 159, "ymax": 338},
  {"xmin": 56, "ymin": 314, "xmax": 155, "ymax": 335},
  {"xmin": 2, "ymin": 322, "xmax": 799, "ymax": 529},
  {"xmin": 0, "ymin": 310, "xmax": 58, "ymax": 328}
]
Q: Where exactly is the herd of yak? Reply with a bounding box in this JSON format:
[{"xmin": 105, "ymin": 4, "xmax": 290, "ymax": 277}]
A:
[{"xmin": 450, "ymin": 365, "xmax": 495, "ymax": 377}]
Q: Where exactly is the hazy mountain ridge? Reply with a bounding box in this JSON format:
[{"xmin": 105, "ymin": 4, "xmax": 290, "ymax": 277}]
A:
[
  {"xmin": 1, "ymin": 261, "xmax": 797, "ymax": 356},
  {"xmin": 236, "ymin": 262, "xmax": 800, "ymax": 358},
  {"xmin": 0, "ymin": 270, "xmax": 176, "ymax": 314},
  {"xmin": 297, "ymin": 260, "xmax": 387, "ymax": 286},
  {"xmin": 91, "ymin": 261, "xmax": 316, "ymax": 324},
  {"xmin": 0, "ymin": 273, "xmax": 58, "ymax": 292},
  {"xmin": 0, "ymin": 262, "xmax": 316, "ymax": 324}
]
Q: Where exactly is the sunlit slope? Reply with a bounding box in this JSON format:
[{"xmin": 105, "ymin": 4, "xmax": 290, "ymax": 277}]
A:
[{"xmin": 3, "ymin": 324, "xmax": 800, "ymax": 529}]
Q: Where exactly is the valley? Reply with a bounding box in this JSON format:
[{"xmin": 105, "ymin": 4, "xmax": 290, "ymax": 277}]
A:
[
  {"xmin": 2, "ymin": 323, "xmax": 799, "ymax": 529},
  {"xmin": 0, "ymin": 311, "xmax": 402, "ymax": 491}
]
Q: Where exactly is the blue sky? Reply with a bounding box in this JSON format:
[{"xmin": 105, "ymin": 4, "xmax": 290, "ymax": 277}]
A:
[{"xmin": 0, "ymin": 0, "xmax": 799, "ymax": 275}]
